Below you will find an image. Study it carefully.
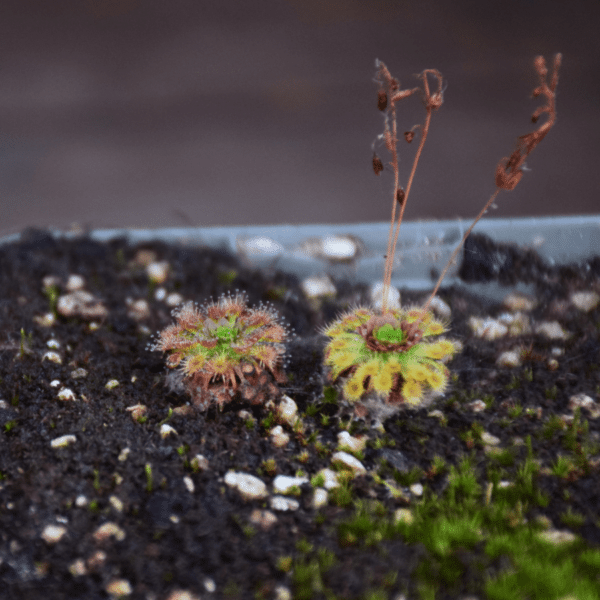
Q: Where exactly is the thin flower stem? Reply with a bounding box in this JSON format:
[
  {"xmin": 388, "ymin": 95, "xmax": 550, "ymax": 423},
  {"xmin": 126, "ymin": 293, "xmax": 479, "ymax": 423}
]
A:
[
  {"xmin": 382, "ymin": 104, "xmax": 432, "ymax": 314},
  {"xmin": 420, "ymin": 188, "xmax": 501, "ymax": 316},
  {"xmin": 381, "ymin": 102, "xmax": 399, "ymax": 314},
  {"xmin": 380, "ymin": 68, "xmax": 442, "ymax": 315}
]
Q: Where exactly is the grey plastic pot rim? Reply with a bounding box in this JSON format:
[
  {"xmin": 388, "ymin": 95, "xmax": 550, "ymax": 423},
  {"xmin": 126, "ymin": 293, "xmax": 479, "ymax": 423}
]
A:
[{"xmin": 4, "ymin": 214, "xmax": 600, "ymax": 300}]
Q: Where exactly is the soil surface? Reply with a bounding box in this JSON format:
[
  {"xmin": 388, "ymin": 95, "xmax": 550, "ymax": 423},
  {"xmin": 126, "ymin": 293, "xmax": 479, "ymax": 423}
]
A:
[{"xmin": 1, "ymin": 228, "xmax": 599, "ymax": 600}]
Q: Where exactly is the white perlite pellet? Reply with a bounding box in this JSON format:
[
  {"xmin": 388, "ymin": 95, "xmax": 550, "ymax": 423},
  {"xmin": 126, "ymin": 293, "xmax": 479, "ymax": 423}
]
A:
[
  {"xmin": 93, "ymin": 522, "xmax": 126, "ymax": 542},
  {"xmin": 146, "ymin": 261, "xmax": 169, "ymax": 284},
  {"xmin": 312, "ymin": 488, "xmax": 328, "ymax": 509},
  {"xmin": 66, "ymin": 274, "xmax": 85, "ymax": 291},
  {"xmin": 337, "ymin": 431, "xmax": 367, "ymax": 452},
  {"xmin": 224, "ymin": 472, "xmax": 268, "ymax": 501},
  {"xmin": 535, "ymin": 321, "xmax": 569, "ymax": 340},
  {"xmin": 270, "ymin": 496, "xmax": 300, "ymax": 511},
  {"xmin": 273, "ymin": 475, "xmax": 308, "ymax": 494},
  {"xmin": 301, "ymin": 275, "xmax": 336, "ymax": 299},
  {"xmin": 41, "ymin": 524, "xmax": 67, "ymax": 544},
  {"xmin": 370, "ymin": 281, "xmax": 401, "ymax": 311},
  {"xmin": 57, "ymin": 388, "xmax": 76, "ymax": 401},
  {"xmin": 42, "ymin": 351, "xmax": 62, "ymax": 363},
  {"xmin": 237, "ymin": 236, "xmax": 283, "ymax": 259},
  {"xmin": 570, "ymin": 291, "xmax": 599, "ymax": 312},
  {"xmin": 427, "ymin": 296, "xmax": 452, "ymax": 320},
  {"xmin": 51, "ymin": 435, "xmax": 76, "ymax": 448},
  {"xmin": 277, "ymin": 395, "xmax": 298, "ymax": 426},
  {"xmin": 315, "ymin": 468, "xmax": 340, "ymax": 490},
  {"xmin": 249, "ymin": 509, "xmax": 277, "ymax": 530},
  {"xmin": 105, "ymin": 579, "xmax": 132, "ymax": 597},
  {"xmin": 496, "ymin": 350, "xmax": 522, "ymax": 368},
  {"xmin": 269, "ymin": 425, "xmax": 290, "ymax": 448},
  {"xmin": 331, "ymin": 451, "xmax": 366, "ymax": 475},
  {"xmin": 160, "ymin": 424, "xmax": 178, "ymax": 439},
  {"xmin": 410, "ymin": 483, "xmax": 424, "ymax": 496},
  {"xmin": 165, "ymin": 591, "xmax": 201, "ymax": 600}
]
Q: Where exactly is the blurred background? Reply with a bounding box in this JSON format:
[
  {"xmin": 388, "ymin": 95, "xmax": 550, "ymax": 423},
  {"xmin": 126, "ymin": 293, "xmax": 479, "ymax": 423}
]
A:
[{"xmin": 0, "ymin": 0, "xmax": 598, "ymax": 236}]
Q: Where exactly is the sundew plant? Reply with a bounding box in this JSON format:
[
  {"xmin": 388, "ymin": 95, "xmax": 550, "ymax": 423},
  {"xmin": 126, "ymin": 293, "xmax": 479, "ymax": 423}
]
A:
[
  {"xmin": 152, "ymin": 293, "xmax": 288, "ymax": 410},
  {"xmin": 323, "ymin": 54, "xmax": 562, "ymax": 409}
]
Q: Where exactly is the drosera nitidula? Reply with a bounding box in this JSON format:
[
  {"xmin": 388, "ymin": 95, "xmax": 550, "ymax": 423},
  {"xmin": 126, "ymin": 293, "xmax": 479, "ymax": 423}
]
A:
[{"xmin": 151, "ymin": 291, "xmax": 290, "ymax": 410}]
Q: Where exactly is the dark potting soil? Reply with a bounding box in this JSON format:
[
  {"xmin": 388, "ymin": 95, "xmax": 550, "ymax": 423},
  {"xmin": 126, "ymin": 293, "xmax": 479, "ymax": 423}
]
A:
[{"xmin": 0, "ymin": 228, "xmax": 599, "ymax": 600}]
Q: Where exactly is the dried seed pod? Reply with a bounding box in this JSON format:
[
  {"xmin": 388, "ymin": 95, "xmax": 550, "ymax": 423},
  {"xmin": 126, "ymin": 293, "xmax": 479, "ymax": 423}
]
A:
[
  {"xmin": 396, "ymin": 188, "xmax": 405, "ymax": 205},
  {"xmin": 377, "ymin": 89, "xmax": 387, "ymax": 111},
  {"xmin": 404, "ymin": 131, "xmax": 415, "ymax": 143},
  {"xmin": 372, "ymin": 153, "xmax": 384, "ymax": 176}
]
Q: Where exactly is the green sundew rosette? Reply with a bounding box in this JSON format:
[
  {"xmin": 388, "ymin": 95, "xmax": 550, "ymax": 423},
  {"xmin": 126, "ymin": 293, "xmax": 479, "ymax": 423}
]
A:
[
  {"xmin": 154, "ymin": 294, "xmax": 287, "ymax": 409},
  {"xmin": 323, "ymin": 306, "xmax": 459, "ymax": 406}
]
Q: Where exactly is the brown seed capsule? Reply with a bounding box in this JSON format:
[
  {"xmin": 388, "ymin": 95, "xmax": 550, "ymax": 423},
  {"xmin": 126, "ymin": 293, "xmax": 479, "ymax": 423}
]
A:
[
  {"xmin": 404, "ymin": 131, "xmax": 415, "ymax": 143},
  {"xmin": 396, "ymin": 188, "xmax": 405, "ymax": 204},
  {"xmin": 377, "ymin": 89, "xmax": 387, "ymax": 111},
  {"xmin": 372, "ymin": 153, "xmax": 384, "ymax": 176}
]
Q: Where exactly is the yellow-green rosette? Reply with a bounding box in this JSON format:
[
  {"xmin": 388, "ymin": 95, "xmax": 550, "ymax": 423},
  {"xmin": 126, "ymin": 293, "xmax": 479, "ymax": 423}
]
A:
[{"xmin": 323, "ymin": 306, "xmax": 458, "ymax": 406}]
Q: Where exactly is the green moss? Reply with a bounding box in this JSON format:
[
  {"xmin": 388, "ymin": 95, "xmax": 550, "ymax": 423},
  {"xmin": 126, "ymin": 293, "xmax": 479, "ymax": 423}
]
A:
[
  {"xmin": 276, "ymin": 555, "xmax": 293, "ymax": 573},
  {"xmin": 4, "ymin": 420, "xmax": 17, "ymax": 433},
  {"xmin": 92, "ymin": 469, "xmax": 101, "ymax": 492},
  {"xmin": 310, "ymin": 473, "xmax": 325, "ymax": 488},
  {"xmin": 487, "ymin": 447, "xmax": 516, "ymax": 468},
  {"xmin": 560, "ymin": 506, "xmax": 586, "ymax": 528},
  {"xmin": 223, "ymin": 580, "xmax": 241, "ymax": 599},
  {"xmin": 292, "ymin": 557, "xmax": 327, "ymax": 600},
  {"xmin": 217, "ymin": 269, "xmax": 238, "ymax": 285},
  {"xmin": 144, "ymin": 463, "xmax": 153, "ymax": 492},
  {"xmin": 260, "ymin": 412, "xmax": 275, "ymax": 430},
  {"xmin": 485, "ymin": 528, "xmax": 600, "ymax": 600},
  {"xmin": 322, "ymin": 386, "xmax": 339, "ymax": 404},
  {"xmin": 541, "ymin": 413, "xmax": 565, "ymax": 439},
  {"xmin": 305, "ymin": 404, "xmax": 319, "ymax": 417},
  {"xmin": 18, "ymin": 328, "xmax": 32, "ymax": 360},
  {"xmin": 338, "ymin": 500, "xmax": 388, "ymax": 547},
  {"xmin": 259, "ymin": 458, "xmax": 277, "ymax": 477},
  {"xmin": 295, "ymin": 538, "xmax": 314, "ymax": 554},
  {"xmin": 329, "ymin": 476, "xmax": 354, "ymax": 508},
  {"xmin": 158, "ymin": 407, "xmax": 173, "ymax": 426},
  {"xmin": 314, "ymin": 440, "xmax": 330, "ymax": 458},
  {"xmin": 505, "ymin": 375, "xmax": 521, "ymax": 391},
  {"xmin": 427, "ymin": 455, "xmax": 448, "ymax": 478},
  {"xmin": 392, "ymin": 465, "xmax": 424, "ymax": 487},
  {"xmin": 296, "ymin": 450, "xmax": 310, "ymax": 464},
  {"xmin": 550, "ymin": 454, "xmax": 575, "ymax": 478},
  {"xmin": 507, "ymin": 401, "xmax": 524, "ymax": 419}
]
